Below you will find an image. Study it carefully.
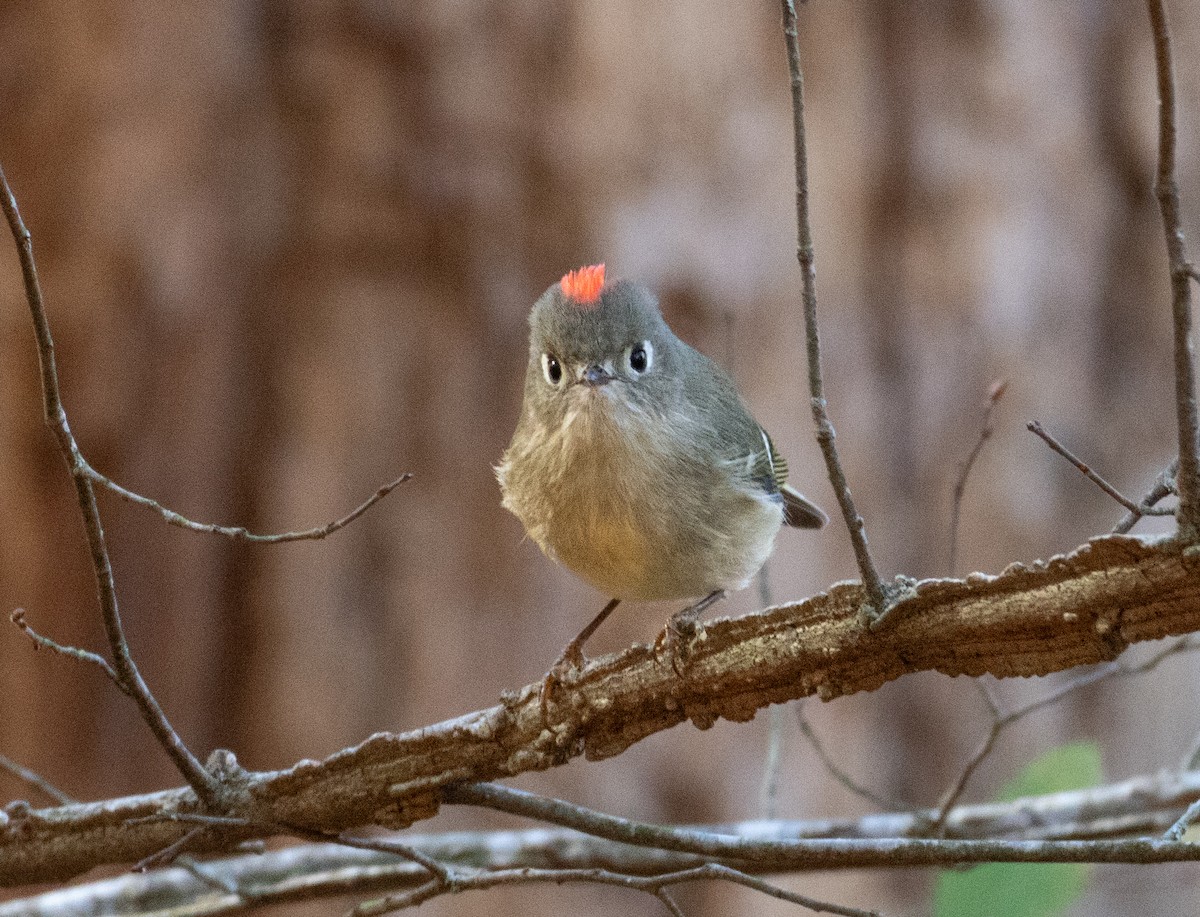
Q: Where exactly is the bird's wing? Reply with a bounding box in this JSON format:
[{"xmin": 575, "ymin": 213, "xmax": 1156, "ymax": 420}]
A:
[
  {"xmin": 681, "ymin": 342, "xmax": 827, "ymax": 529},
  {"xmin": 756, "ymin": 427, "xmax": 827, "ymax": 529}
]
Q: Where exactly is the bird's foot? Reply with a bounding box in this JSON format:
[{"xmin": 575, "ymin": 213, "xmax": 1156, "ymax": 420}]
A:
[
  {"xmin": 657, "ymin": 589, "xmax": 725, "ymax": 677},
  {"xmin": 539, "ymin": 597, "xmax": 621, "ymax": 719},
  {"xmin": 661, "ymin": 614, "xmax": 703, "ymax": 676},
  {"xmin": 538, "ymin": 645, "xmax": 584, "ymax": 719}
]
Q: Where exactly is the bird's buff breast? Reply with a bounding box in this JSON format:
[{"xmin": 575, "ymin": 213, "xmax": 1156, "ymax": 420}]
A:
[{"xmin": 498, "ymin": 397, "xmax": 781, "ymax": 600}]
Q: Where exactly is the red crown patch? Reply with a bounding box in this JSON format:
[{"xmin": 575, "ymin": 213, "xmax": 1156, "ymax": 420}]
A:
[{"xmin": 560, "ymin": 263, "xmax": 606, "ymax": 306}]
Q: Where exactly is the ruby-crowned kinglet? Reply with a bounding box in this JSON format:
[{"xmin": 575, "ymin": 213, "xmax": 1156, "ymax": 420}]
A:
[{"xmin": 498, "ymin": 264, "xmax": 825, "ymax": 668}]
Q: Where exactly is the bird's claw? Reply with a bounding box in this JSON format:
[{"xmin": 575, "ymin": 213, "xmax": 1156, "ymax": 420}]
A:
[
  {"xmin": 539, "ymin": 645, "xmax": 584, "ymax": 718},
  {"xmin": 658, "ymin": 615, "xmax": 703, "ymax": 677}
]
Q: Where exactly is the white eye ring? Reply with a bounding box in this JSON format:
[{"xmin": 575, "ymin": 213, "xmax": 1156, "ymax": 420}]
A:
[
  {"xmin": 541, "ymin": 352, "xmax": 565, "ymax": 385},
  {"xmin": 625, "ymin": 340, "xmax": 653, "ymax": 375}
]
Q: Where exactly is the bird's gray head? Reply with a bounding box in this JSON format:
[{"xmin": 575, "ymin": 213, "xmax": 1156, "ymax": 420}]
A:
[{"xmin": 522, "ymin": 264, "xmax": 682, "ymax": 424}]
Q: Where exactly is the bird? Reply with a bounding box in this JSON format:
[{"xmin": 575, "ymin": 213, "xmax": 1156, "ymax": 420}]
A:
[{"xmin": 497, "ymin": 263, "xmax": 825, "ymax": 690}]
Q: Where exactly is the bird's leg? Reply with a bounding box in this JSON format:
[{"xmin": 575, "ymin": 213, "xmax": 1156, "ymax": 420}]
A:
[
  {"xmin": 560, "ymin": 597, "xmax": 622, "ymax": 669},
  {"xmin": 540, "ymin": 598, "xmax": 621, "ymax": 716},
  {"xmin": 662, "ymin": 589, "xmax": 726, "ymax": 675}
]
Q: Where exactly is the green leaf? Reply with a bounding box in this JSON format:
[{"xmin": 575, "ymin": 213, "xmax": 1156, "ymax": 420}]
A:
[
  {"xmin": 996, "ymin": 741, "xmax": 1102, "ymax": 802},
  {"xmin": 934, "ymin": 742, "xmax": 1101, "ymax": 917}
]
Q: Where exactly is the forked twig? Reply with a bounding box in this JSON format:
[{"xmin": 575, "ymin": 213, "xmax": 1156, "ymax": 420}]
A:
[
  {"xmin": 9, "ymin": 609, "xmax": 127, "ymax": 694},
  {"xmin": 133, "ymin": 827, "xmax": 211, "ymax": 873},
  {"xmin": 930, "ymin": 638, "xmax": 1199, "ymax": 834},
  {"xmin": 0, "ymin": 162, "xmax": 219, "ymax": 806},
  {"xmin": 1166, "ymin": 801, "xmax": 1200, "ymax": 841},
  {"xmin": 131, "ymin": 811, "xmax": 876, "ymax": 917},
  {"xmin": 1028, "ymin": 421, "xmax": 1173, "ymax": 516},
  {"xmin": 780, "ymin": 0, "xmax": 888, "ymax": 620},
  {"xmin": 1, "ymin": 160, "xmax": 410, "ymax": 809},
  {"xmin": 1114, "ymin": 458, "xmax": 1179, "ymax": 534},
  {"xmin": 351, "ymin": 863, "xmax": 882, "ymax": 917},
  {"xmin": 88, "ymin": 466, "xmax": 411, "ymax": 543}
]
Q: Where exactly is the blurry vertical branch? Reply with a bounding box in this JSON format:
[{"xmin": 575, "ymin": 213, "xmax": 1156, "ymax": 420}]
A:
[
  {"xmin": 1146, "ymin": 0, "xmax": 1200, "ymax": 537},
  {"xmin": 779, "ymin": 0, "xmax": 889, "ymax": 618},
  {"xmin": 0, "ymin": 163, "xmax": 220, "ymax": 808}
]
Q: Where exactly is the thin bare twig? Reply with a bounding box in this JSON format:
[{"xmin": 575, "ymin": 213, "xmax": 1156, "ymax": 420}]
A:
[
  {"xmin": 133, "ymin": 827, "xmax": 210, "ymax": 873},
  {"xmin": 445, "ymin": 781, "xmax": 1200, "ymax": 870},
  {"xmin": 795, "ymin": 707, "xmax": 906, "ymax": 811},
  {"xmin": 928, "ymin": 682, "xmax": 1003, "ymax": 835},
  {"xmin": 124, "ymin": 811, "xmax": 264, "ymax": 873},
  {"xmin": 352, "ymin": 862, "xmax": 882, "ymax": 917},
  {"xmin": 0, "ymin": 753, "xmax": 75, "ymax": 806},
  {"xmin": 1028, "ymin": 420, "xmax": 1173, "ymax": 516},
  {"xmin": 10, "ymin": 609, "xmax": 128, "ymax": 695},
  {"xmin": 133, "ymin": 810, "xmax": 454, "ymax": 884},
  {"xmin": 354, "ymin": 878, "xmax": 441, "ymax": 916},
  {"xmin": 683, "ymin": 865, "xmax": 880, "ymax": 917},
  {"xmin": 1165, "ymin": 800, "xmax": 1200, "ymax": 841},
  {"xmin": 0, "ymin": 162, "xmax": 219, "ymax": 806},
  {"xmin": 125, "ymin": 812, "xmax": 252, "ymax": 829},
  {"xmin": 442, "ymin": 782, "xmax": 734, "ymax": 860},
  {"xmin": 930, "ymin": 638, "xmax": 1198, "ymax": 833},
  {"xmin": 949, "ymin": 379, "xmax": 1007, "ymax": 575},
  {"xmin": 310, "ymin": 831, "xmax": 451, "ymax": 885},
  {"xmin": 656, "ymin": 889, "xmax": 687, "ymax": 917},
  {"xmin": 87, "ymin": 465, "xmax": 412, "ymax": 543},
  {"xmin": 779, "ymin": 0, "xmax": 888, "ymax": 620},
  {"xmin": 1146, "ymin": 0, "xmax": 1200, "ymax": 536},
  {"xmin": 1114, "ymin": 458, "xmax": 1179, "ymax": 534}
]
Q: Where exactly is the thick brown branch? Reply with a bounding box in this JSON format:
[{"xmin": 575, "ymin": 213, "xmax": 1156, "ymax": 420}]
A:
[{"xmin": 2, "ymin": 534, "xmax": 1198, "ymax": 886}]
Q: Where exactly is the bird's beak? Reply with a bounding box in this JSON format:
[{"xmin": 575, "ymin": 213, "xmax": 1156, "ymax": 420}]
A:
[{"xmin": 580, "ymin": 364, "xmax": 616, "ymax": 387}]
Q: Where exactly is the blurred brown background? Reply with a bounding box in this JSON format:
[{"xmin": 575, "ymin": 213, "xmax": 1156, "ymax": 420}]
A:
[{"xmin": 2, "ymin": 1, "xmax": 1198, "ymax": 914}]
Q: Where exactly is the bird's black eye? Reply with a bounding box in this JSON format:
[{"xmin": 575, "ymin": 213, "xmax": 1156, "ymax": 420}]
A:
[
  {"xmin": 627, "ymin": 340, "xmax": 653, "ymax": 374},
  {"xmin": 541, "ymin": 353, "xmax": 564, "ymax": 385}
]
